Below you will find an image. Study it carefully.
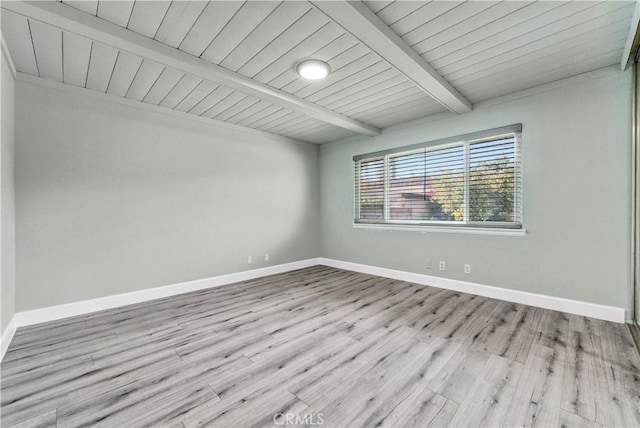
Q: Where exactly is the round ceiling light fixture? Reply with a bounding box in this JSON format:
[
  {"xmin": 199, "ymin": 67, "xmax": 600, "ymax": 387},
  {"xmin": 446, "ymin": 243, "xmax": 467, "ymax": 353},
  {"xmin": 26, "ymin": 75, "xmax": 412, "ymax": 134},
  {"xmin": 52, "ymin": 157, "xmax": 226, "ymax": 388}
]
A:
[{"xmin": 296, "ymin": 59, "xmax": 331, "ymax": 81}]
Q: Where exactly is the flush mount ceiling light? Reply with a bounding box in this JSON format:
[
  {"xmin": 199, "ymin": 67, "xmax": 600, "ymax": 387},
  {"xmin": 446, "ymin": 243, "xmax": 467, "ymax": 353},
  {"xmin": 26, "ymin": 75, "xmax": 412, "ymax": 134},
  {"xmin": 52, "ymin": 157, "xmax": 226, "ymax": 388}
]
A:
[{"xmin": 296, "ymin": 59, "xmax": 331, "ymax": 80}]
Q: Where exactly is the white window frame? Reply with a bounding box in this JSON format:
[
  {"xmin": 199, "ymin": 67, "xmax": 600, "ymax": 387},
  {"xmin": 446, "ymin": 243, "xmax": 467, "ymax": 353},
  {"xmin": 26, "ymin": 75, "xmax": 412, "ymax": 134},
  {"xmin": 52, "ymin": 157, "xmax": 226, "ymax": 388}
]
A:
[{"xmin": 353, "ymin": 124, "xmax": 523, "ymax": 231}]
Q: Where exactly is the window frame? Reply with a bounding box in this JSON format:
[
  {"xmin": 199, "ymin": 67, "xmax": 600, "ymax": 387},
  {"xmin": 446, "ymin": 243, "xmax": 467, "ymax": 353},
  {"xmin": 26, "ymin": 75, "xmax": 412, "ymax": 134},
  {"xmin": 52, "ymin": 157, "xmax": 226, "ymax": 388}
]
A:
[{"xmin": 354, "ymin": 124, "xmax": 522, "ymax": 230}]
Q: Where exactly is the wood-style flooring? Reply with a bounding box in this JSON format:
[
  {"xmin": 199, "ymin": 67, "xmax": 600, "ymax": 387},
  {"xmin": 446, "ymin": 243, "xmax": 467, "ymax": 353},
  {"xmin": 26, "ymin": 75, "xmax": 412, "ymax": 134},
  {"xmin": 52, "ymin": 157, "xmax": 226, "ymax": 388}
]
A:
[{"xmin": 1, "ymin": 266, "xmax": 639, "ymax": 427}]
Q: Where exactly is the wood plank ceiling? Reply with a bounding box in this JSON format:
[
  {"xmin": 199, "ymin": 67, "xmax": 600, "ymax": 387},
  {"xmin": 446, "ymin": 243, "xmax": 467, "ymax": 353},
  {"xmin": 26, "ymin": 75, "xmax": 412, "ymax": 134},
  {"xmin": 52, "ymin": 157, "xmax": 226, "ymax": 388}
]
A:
[{"xmin": 1, "ymin": 0, "xmax": 635, "ymax": 144}]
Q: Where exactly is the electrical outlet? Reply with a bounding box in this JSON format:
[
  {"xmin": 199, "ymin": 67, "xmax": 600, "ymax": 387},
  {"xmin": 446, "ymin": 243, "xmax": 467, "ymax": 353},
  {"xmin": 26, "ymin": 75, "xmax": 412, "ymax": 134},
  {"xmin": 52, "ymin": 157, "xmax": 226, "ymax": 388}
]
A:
[
  {"xmin": 464, "ymin": 264, "xmax": 471, "ymax": 274},
  {"xmin": 265, "ymin": 253, "xmax": 270, "ymax": 262},
  {"xmin": 426, "ymin": 259, "xmax": 432, "ymax": 269},
  {"xmin": 247, "ymin": 255, "xmax": 253, "ymax": 264},
  {"xmin": 439, "ymin": 261, "xmax": 446, "ymax": 271}
]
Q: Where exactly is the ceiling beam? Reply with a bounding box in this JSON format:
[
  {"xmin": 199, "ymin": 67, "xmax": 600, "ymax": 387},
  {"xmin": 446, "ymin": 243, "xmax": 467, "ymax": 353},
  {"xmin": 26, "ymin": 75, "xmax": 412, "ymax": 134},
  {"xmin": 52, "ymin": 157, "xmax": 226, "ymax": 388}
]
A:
[
  {"xmin": 2, "ymin": 0, "xmax": 380, "ymax": 137},
  {"xmin": 621, "ymin": 0, "xmax": 640, "ymax": 71},
  {"xmin": 311, "ymin": 0, "xmax": 472, "ymax": 114}
]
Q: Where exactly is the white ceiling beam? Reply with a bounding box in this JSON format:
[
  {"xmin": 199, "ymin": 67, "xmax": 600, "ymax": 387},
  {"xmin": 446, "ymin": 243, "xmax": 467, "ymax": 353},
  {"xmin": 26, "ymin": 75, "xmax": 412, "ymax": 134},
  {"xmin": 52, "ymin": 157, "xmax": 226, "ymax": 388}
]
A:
[
  {"xmin": 621, "ymin": 0, "xmax": 640, "ymax": 71},
  {"xmin": 311, "ymin": 0, "xmax": 472, "ymax": 114},
  {"xmin": 2, "ymin": 0, "xmax": 381, "ymax": 137}
]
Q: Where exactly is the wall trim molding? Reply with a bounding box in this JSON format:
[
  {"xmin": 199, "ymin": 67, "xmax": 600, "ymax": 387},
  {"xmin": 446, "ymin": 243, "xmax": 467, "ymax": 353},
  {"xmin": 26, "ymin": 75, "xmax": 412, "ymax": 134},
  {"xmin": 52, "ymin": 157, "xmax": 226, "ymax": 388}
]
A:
[
  {"xmin": 1, "ymin": 256, "xmax": 626, "ymax": 361},
  {"xmin": 1, "ymin": 316, "xmax": 18, "ymax": 361},
  {"xmin": 14, "ymin": 72, "xmax": 308, "ymax": 147},
  {"xmin": 6, "ymin": 258, "xmax": 321, "ymax": 338},
  {"xmin": 318, "ymin": 258, "xmax": 626, "ymax": 323}
]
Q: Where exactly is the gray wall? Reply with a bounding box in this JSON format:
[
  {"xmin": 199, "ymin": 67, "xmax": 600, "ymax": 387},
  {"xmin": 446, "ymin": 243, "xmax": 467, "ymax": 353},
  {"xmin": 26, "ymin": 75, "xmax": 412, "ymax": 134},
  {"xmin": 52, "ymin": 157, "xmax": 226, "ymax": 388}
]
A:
[
  {"xmin": 320, "ymin": 67, "xmax": 632, "ymax": 314},
  {"xmin": 7, "ymin": 65, "xmax": 634, "ymax": 318},
  {"xmin": 15, "ymin": 81, "xmax": 319, "ymax": 311},
  {"xmin": 1, "ymin": 50, "xmax": 16, "ymax": 333}
]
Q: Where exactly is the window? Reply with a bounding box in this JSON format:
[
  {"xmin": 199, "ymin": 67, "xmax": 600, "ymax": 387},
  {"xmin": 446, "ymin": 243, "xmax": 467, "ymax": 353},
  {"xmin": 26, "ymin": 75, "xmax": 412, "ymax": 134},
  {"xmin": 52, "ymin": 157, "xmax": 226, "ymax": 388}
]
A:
[{"xmin": 354, "ymin": 125, "xmax": 522, "ymax": 229}]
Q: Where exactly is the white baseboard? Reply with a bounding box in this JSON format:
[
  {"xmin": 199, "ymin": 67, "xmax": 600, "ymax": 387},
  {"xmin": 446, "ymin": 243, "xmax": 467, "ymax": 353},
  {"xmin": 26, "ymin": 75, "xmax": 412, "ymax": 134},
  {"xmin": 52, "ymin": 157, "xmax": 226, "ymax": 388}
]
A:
[
  {"xmin": 318, "ymin": 258, "xmax": 626, "ymax": 323},
  {"xmin": 1, "ymin": 256, "xmax": 626, "ymax": 362},
  {"xmin": 0, "ymin": 258, "xmax": 316, "ymax": 361},
  {"xmin": 1, "ymin": 316, "xmax": 18, "ymax": 361},
  {"xmin": 10, "ymin": 258, "xmax": 321, "ymax": 331}
]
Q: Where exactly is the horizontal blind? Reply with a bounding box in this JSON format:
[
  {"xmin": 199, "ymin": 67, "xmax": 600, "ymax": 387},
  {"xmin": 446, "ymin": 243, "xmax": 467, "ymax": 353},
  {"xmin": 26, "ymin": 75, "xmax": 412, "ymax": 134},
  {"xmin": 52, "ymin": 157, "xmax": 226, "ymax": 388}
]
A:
[
  {"xmin": 356, "ymin": 158, "xmax": 384, "ymax": 221},
  {"xmin": 425, "ymin": 145, "xmax": 465, "ymax": 222},
  {"xmin": 388, "ymin": 150, "xmax": 426, "ymax": 221},
  {"xmin": 354, "ymin": 124, "xmax": 522, "ymax": 228},
  {"xmin": 469, "ymin": 136, "xmax": 519, "ymax": 223}
]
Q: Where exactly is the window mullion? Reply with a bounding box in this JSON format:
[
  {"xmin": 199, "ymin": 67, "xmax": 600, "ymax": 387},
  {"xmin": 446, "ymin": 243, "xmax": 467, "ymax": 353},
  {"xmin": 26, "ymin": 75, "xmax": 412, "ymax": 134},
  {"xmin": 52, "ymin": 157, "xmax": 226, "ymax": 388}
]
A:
[
  {"xmin": 383, "ymin": 155, "xmax": 390, "ymax": 222},
  {"xmin": 463, "ymin": 142, "xmax": 470, "ymax": 223},
  {"xmin": 514, "ymin": 132, "xmax": 522, "ymax": 223},
  {"xmin": 355, "ymin": 160, "xmax": 360, "ymax": 221}
]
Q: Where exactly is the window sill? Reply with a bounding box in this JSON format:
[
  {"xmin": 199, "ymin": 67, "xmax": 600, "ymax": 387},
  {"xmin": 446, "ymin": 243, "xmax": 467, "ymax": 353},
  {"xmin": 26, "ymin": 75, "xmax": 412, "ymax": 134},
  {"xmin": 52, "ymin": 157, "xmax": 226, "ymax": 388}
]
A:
[{"xmin": 352, "ymin": 223, "xmax": 527, "ymax": 236}]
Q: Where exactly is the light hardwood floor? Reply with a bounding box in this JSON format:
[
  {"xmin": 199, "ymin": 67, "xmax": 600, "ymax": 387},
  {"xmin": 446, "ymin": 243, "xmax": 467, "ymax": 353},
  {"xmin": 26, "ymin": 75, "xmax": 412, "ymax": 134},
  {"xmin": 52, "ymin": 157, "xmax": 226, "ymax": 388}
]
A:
[{"xmin": 1, "ymin": 266, "xmax": 639, "ymax": 427}]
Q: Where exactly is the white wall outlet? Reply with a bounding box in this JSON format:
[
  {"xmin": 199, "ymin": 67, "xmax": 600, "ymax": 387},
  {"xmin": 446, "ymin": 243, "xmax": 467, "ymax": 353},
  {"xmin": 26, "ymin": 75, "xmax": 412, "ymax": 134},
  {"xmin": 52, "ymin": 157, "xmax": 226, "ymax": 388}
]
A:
[
  {"xmin": 264, "ymin": 253, "xmax": 270, "ymax": 262},
  {"xmin": 247, "ymin": 255, "xmax": 253, "ymax": 264},
  {"xmin": 439, "ymin": 261, "xmax": 446, "ymax": 271},
  {"xmin": 426, "ymin": 259, "xmax": 432, "ymax": 269},
  {"xmin": 464, "ymin": 264, "xmax": 471, "ymax": 274}
]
